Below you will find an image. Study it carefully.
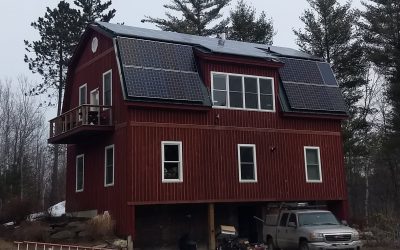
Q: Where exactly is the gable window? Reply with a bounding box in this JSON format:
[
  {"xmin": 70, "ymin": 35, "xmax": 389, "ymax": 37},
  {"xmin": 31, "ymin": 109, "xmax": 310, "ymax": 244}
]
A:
[
  {"xmin": 304, "ymin": 146, "xmax": 322, "ymax": 182},
  {"xmin": 211, "ymin": 72, "xmax": 275, "ymax": 111},
  {"xmin": 103, "ymin": 70, "xmax": 112, "ymax": 107},
  {"xmin": 104, "ymin": 145, "xmax": 114, "ymax": 187},
  {"xmin": 76, "ymin": 154, "xmax": 84, "ymax": 192},
  {"xmin": 79, "ymin": 84, "xmax": 87, "ymax": 105},
  {"xmin": 238, "ymin": 144, "xmax": 257, "ymax": 182},
  {"xmin": 161, "ymin": 141, "xmax": 183, "ymax": 182}
]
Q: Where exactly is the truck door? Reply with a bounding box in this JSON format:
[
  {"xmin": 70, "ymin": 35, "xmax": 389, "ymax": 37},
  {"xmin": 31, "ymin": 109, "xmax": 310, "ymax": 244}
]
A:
[
  {"xmin": 276, "ymin": 212, "xmax": 289, "ymax": 248},
  {"xmin": 286, "ymin": 213, "xmax": 299, "ymax": 249}
]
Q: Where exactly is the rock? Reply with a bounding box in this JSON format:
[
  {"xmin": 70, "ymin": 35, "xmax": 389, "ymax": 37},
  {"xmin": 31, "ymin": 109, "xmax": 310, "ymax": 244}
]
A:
[
  {"xmin": 67, "ymin": 221, "xmax": 86, "ymax": 232},
  {"xmin": 51, "ymin": 230, "xmax": 74, "ymax": 240},
  {"xmin": 78, "ymin": 230, "xmax": 90, "ymax": 238},
  {"xmin": 113, "ymin": 239, "xmax": 127, "ymax": 248}
]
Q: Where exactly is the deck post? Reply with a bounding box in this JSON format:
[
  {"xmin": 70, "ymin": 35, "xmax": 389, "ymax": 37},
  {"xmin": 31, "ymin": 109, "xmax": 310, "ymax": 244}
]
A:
[{"xmin": 208, "ymin": 203, "xmax": 215, "ymax": 250}]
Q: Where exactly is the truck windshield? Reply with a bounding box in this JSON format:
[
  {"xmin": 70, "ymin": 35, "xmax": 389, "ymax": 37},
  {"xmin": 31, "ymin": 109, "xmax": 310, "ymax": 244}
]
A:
[{"xmin": 298, "ymin": 212, "xmax": 340, "ymax": 226}]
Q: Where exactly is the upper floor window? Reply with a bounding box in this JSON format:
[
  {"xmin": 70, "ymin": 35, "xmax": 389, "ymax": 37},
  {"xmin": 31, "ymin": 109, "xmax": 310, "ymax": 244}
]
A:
[
  {"xmin": 304, "ymin": 146, "xmax": 322, "ymax": 183},
  {"xmin": 161, "ymin": 141, "xmax": 183, "ymax": 183},
  {"xmin": 238, "ymin": 144, "xmax": 257, "ymax": 182},
  {"xmin": 104, "ymin": 145, "xmax": 114, "ymax": 187},
  {"xmin": 79, "ymin": 84, "xmax": 87, "ymax": 105},
  {"xmin": 211, "ymin": 72, "xmax": 275, "ymax": 111},
  {"xmin": 76, "ymin": 154, "xmax": 84, "ymax": 192},
  {"xmin": 103, "ymin": 70, "xmax": 112, "ymax": 107}
]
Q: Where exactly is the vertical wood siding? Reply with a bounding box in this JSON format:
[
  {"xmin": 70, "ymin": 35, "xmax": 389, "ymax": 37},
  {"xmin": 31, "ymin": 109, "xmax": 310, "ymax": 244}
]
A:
[{"xmin": 126, "ymin": 57, "xmax": 347, "ymax": 205}]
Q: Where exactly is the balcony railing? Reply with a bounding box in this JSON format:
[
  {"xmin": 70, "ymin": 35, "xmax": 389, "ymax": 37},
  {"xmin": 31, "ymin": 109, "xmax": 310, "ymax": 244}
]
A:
[{"xmin": 49, "ymin": 104, "xmax": 113, "ymax": 143}]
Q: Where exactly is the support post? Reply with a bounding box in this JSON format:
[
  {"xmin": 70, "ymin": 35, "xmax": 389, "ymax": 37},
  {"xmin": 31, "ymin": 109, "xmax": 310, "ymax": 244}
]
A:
[{"xmin": 208, "ymin": 203, "xmax": 216, "ymax": 250}]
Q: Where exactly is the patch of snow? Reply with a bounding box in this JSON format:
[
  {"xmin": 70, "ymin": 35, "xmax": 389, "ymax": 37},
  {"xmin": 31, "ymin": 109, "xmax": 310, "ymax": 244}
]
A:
[
  {"xmin": 27, "ymin": 212, "xmax": 46, "ymax": 221},
  {"xmin": 3, "ymin": 221, "xmax": 15, "ymax": 226},
  {"xmin": 48, "ymin": 201, "xmax": 66, "ymax": 217}
]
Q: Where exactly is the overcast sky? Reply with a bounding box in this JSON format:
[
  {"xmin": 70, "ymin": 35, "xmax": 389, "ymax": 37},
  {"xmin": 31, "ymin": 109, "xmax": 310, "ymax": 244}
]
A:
[{"xmin": 0, "ymin": 0, "xmax": 362, "ymax": 118}]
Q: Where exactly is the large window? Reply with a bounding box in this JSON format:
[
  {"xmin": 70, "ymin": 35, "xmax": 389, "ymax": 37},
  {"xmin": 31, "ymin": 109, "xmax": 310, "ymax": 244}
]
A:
[
  {"xmin": 304, "ymin": 146, "xmax": 322, "ymax": 182},
  {"xmin": 238, "ymin": 144, "xmax": 257, "ymax": 182},
  {"xmin": 104, "ymin": 145, "xmax": 114, "ymax": 187},
  {"xmin": 161, "ymin": 141, "xmax": 183, "ymax": 182},
  {"xmin": 79, "ymin": 84, "xmax": 87, "ymax": 105},
  {"xmin": 211, "ymin": 72, "xmax": 274, "ymax": 111},
  {"xmin": 76, "ymin": 154, "xmax": 84, "ymax": 192},
  {"xmin": 103, "ymin": 70, "xmax": 112, "ymax": 107}
]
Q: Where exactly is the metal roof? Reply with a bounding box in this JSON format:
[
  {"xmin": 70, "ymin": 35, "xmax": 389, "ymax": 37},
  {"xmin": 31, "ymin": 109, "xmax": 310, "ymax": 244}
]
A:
[
  {"xmin": 94, "ymin": 22, "xmax": 346, "ymax": 114},
  {"xmin": 96, "ymin": 21, "xmax": 321, "ymax": 61}
]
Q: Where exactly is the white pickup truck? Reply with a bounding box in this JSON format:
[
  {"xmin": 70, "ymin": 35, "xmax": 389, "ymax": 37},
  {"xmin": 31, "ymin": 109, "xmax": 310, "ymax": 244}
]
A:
[{"xmin": 263, "ymin": 209, "xmax": 362, "ymax": 250}]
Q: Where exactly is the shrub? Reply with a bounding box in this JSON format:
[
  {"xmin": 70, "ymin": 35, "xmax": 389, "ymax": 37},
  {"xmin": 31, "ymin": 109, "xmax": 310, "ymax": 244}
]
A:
[
  {"xmin": 12, "ymin": 221, "xmax": 49, "ymax": 241},
  {"xmin": 87, "ymin": 211, "xmax": 115, "ymax": 239},
  {"xmin": 0, "ymin": 198, "xmax": 33, "ymax": 224}
]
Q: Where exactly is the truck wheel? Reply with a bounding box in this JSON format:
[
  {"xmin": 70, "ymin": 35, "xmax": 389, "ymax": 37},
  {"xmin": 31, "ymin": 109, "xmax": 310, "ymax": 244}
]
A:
[{"xmin": 299, "ymin": 241, "xmax": 309, "ymax": 250}]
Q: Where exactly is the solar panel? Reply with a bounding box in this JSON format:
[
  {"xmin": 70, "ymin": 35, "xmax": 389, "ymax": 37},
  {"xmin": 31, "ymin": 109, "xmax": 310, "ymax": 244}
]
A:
[
  {"xmin": 124, "ymin": 67, "xmax": 206, "ymax": 103},
  {"xmin": 278, "ymin": 58, "xmax": 324, "ymax": 85},
  {"xmin": 282, "ymin": 82, "xmax": 346, "ymax": 112},
  {"xmin": 318, "ymin": 62, "xmax": 338, "ymax": 86},
  {"xmin": 97, "ymin": 22, "xmax": 320, "ymax": 60},
  {"xmin": 118, "ymin": 38, "xmax": 197, "ymax": 72}
]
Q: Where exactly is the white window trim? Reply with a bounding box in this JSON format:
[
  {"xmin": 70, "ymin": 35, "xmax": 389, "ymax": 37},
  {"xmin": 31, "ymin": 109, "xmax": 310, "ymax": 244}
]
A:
[
  {"xmin": 79, "ymin": 84, "xmax": 87, "ymax": 106},
  {"xmin": 237, "ymin": 144, "xmax": 258, "ymax": 183},
  {"xmin": 161, "ymin": 141, "xmax": 183, "ymax": 183},
  {"xmin": 104, "ymin": 144, "xmax": 115, "ymax": 187},
  {"xmin": 304, "ymin": 146, "xmax": 323, "ymax": 183},
  {"xmin": 211, "ymin": 71, "xmax": 275, "ymax": 112},
  {"xmin": 76, "ymin": 154, "xmax": 84, "ymax": 192},
  {"xmin": 102, "ymin": 69, "xmax": 112, "ymax": 107}
]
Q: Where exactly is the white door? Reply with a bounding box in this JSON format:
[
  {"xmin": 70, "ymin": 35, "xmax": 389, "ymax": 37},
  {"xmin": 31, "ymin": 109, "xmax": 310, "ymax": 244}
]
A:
[{"xmin": 90, "ymin": 89, "xmax": 99, "ymax": 110}]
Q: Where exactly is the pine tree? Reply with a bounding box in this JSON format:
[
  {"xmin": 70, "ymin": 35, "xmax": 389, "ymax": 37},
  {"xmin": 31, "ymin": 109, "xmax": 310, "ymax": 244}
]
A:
[
  {"xmin": 142, "ymin": 0, "xmax": 231, "ymax": 36},
  {"xmin": 294, "ymin": 0, "xmax": 369, "ymax": 216},
  {"xmin": 360, "ymin": 0, "xmax": 400, "ymax": 207},
  {"xmin": 74, "ymin": 0, "xmax": 116, "ymax": 30},
  {"xmin": 24, "ymin": 0, "xmax": 116, "ymax": 204},
  {"xmin": 228, "ymin": 0, "xmax": 274, "ymax": 44}
]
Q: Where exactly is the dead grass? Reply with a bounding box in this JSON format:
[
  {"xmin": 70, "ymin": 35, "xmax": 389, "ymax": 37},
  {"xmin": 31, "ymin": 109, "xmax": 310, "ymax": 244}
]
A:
[
  {"xmin": 87, "ymin": 211, "xmax": 115, "ymax": 239},
  {"xmin": 0, "ymin": 239, "xmax": 14, "ymax": 250}
]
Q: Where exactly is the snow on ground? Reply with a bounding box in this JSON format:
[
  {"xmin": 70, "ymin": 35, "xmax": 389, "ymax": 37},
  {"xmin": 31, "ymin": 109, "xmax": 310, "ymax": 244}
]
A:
[
  {"xmin": 2, "ymin": 222, "xmax": 14, "ymax": 226},
  {"xmin": 48, "ymin": 201, "xmax": 66, "ymax": 217}
]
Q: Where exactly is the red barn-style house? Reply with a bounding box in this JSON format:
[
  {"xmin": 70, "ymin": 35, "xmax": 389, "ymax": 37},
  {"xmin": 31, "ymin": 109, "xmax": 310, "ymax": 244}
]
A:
[{"xmin": 49, "ymin": 22, "xmax": 349, "ymax": 249}]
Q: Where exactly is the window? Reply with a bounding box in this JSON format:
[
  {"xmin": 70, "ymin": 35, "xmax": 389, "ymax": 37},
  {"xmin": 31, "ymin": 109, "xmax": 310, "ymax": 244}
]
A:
[
  {"xmin": 104, "ymin": 145, "xmax": 114, "ymax": 187},
  {"xmin": 79, "ymin": 84, "xmax": 87, "ymax": 105},
  {"xmin": 288, "ymin": 213, "xmax": 297, "ymax": 227},
  {"xmin": 76, "ymin": 154, "xmax": 84, "ymax": 192},
  {"xmin": 279, "ymin": 213, "xmax": 289, "ymax": 227},
  {"xmin": 103, "ymin": 70, "xmax": 112, "ymax": 107},
  {"xmin": 304, "ymin": 146, "xmax": 322, "ymax": 182},
  {"xmin": 161, "ymin": 141, "xmax": 183, "ymax": 182},
  {"xmin": 211, "ymin": 72, "xmax": 275, "ymax": 111},
  {"xmin": 238, "ymin": 144, "xmax": 257, "ymax": 182}
]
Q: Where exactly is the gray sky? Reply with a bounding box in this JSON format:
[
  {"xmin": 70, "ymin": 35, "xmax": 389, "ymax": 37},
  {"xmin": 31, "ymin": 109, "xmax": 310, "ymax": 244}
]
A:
[{"xmin": 0, "ymin": 0, "xmax": 362, "ymax": 118}]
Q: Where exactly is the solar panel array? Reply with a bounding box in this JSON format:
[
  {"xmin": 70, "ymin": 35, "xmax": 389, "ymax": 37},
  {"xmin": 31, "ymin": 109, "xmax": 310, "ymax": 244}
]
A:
[
  {"xmin": 97, "ymin": 22, "xmax": 321, "ymax": 60},
  {"xmin": 124, "ymin": 67, "xmax": 205, "ymax": 102},
  {"xmin": 118, "ymin": 38, "xmax": 196, "ymax": 72},
  {"xmin": 283, "ymin": 82, "xmax": 346, "ymax": 112},
  {"xmin": 117, "ymin": 37, "xmax": 210, "ymax": 105},
  {"xmin": 279, "ymin": 57, "xmax": 346, "ymax": 113}
]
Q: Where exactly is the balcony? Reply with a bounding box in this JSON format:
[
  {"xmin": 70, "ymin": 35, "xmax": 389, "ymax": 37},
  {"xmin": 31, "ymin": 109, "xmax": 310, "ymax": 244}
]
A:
[{"xmin": 48, "ymin": 104, "xmax": 114, "ymax": 144}]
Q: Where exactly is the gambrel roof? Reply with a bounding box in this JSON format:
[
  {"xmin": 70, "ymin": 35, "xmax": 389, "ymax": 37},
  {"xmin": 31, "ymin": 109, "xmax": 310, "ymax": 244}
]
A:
[{"xmin": 92, "ymin": 22, "xmax": 347, "ymax": 116}]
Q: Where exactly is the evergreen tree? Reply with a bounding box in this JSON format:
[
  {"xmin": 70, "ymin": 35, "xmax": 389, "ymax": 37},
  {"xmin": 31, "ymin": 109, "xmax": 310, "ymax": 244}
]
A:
[
  {"xmin": 360, "ymin": 0, "xmax": 400, "ymax": 207},
  {"xmin": 228, "ymin": 0, "xmax": 274, "ymax": 44},
  {"xmin": 294, "ymin": 0, "xmax": 369, "ymax": 216},
  {"xmin": 74, "ymin": 0, "xmax": 116, "ymax": 31},
  {"xmin": 142, "ymin": 0, "xmax": 231, "ymax": 36},
  {"xmin": 24, "ymin": 0, "xmax": 116, "ymax": 204}
]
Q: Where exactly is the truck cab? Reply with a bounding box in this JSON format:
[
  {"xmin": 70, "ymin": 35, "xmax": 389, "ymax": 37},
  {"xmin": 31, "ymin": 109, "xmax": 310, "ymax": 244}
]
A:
[{"xmin": 264, "ymin": 209, "xmax": 362, "ymax": 250}]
